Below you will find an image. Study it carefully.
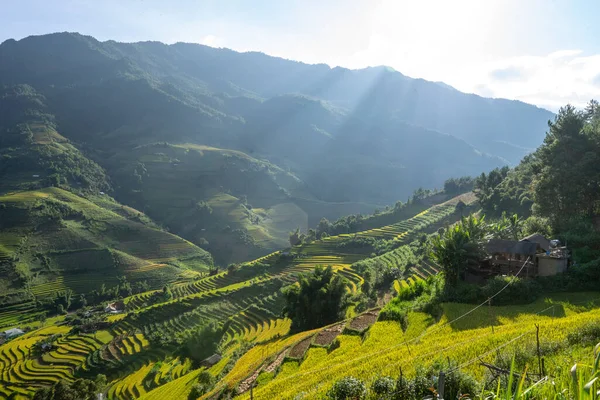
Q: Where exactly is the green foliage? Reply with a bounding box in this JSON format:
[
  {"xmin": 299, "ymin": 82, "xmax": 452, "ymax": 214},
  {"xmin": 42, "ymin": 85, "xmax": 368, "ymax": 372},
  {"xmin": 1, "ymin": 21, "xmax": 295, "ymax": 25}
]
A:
[
  {"xmin": 534, "ymin": 104, "xmax": 600, "ymax": 231},
  {"xmin": 162, "ymin": 284, "xmax": 174, "ymax": 301},
  {"xmin": 481, "ymin": 276, "xmax": 540, "ymax": 305},
  {"xmin": 327, "ymin": 376, "xmax": 367, "ymax": 400},
  {"xmin": 188, "ymin": 371, "xmax": 216, "ymax": 399},
  {"xmin": 521, "ymin": 215, "xmax": 552, "ymax": 237},
  {"xmin": 472, "ymin": 100, "xmax": 600, "ymax": 291},
  {"xmin": 444, "ymin": 176, "xmax": 475, "ymax": 195},
  {"xmin": 283, "ymin": 265, "xmax": 350, "ymax": 331},
  {"xmin": 182, "ymin": 322, "xmax": 221, "ymax": 364},
  {"xmin": 475, "ymin": 163, "xmax": 534, "ymax": 218},
  {"xmin": 430, "ymin": 215, "xmax": 486, "ymax": 286},
  {"xmin": 377, "ymin": 303, "xmax": 408, "ymax": 328},
  {"xmin": 33, "ymin": 378, "xmax": 98, "ymax": 400},
  {"xmin": 370, "ymin": 376, "xmax": 395, "ymax": 398},
  {"xmin": 382, "ymin": 275, "xmax": 444, "ymax": 322},
  {"xmin": 227, "ymin": 263, "xmax": 239, "ymax": 275},
  {"xmin": 289, "ymin": 227, "xmax": 303, "ymax": 247}
]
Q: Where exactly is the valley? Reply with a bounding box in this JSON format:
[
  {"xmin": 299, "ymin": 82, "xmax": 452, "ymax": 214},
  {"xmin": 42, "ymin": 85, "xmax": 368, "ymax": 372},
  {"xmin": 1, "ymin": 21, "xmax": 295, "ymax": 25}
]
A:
[
  {"xmin": 0, "ymin": 192, "xmax": 472, "ymax": 398},
  {"xmin": 0, "ymin": 30, "xmax": 598, "ymax": 400}
]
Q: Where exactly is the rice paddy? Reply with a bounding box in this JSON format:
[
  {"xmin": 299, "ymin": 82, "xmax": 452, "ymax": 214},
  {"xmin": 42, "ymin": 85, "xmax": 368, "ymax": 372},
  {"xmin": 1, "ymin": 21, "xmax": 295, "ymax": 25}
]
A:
[{"xmin": 0, "ymin": 192, "xmax": 495, "ymax": 400}]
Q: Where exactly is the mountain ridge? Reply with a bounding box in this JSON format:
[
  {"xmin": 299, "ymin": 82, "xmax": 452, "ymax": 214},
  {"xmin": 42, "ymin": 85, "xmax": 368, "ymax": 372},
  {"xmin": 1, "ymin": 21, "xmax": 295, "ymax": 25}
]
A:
[{"xmin": 0, "ymin": 32, "xmax": 553, "ymax": 263}]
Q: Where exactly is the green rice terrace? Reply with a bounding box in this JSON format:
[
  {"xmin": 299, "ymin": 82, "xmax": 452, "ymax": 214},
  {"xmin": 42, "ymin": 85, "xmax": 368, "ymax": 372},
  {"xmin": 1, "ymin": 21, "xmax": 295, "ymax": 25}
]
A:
[{"xmin": 0, "ymin": 191, "xmax": 475, "ymax": 399}]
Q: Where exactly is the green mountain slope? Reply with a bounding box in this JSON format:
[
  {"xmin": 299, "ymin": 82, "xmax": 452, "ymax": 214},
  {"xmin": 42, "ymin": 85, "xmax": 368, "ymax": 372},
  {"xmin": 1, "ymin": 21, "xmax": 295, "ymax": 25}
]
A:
[
  {"xmin": 108, "ymin": 143, "xmax": 311, "ymax": 264},
  {"xmin": 0, "ymin": 32, "xmax": 558, "ymax": 274},
  {"xmin": 0, "ymin": 33, "xmax": 547, "ymax": 194},
  {"xmin": 0, "ymin": 85, "xmax": 213, "ymax": 320},
  {"xmin": 0, "ymin": 85, "xmax": 110, "ymax": 193},
  {"xmin": 0, "ymin": 33, "xmax": 553, "ymax": 162},
  {"xmin": 0, "ymin": 33, "xmax": 547, "ymax": 262},
  {"xmin": 0, "ymin": 187, "xmax": 212, "ymax": 302}
]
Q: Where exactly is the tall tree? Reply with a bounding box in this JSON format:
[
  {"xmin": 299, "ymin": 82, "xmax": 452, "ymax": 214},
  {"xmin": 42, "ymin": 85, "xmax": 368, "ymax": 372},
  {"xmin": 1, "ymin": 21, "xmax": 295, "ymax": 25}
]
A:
[
  {"xmin": 282, "ymin": 266, "xmax": 349, "ymax": 331},
  {"xmin": 430, "ymin": 215, "xmax": 487, "ymax": 286},
  {"xmin": 533, "ymin": 104, "xmax": 600, "ymax": 230}
]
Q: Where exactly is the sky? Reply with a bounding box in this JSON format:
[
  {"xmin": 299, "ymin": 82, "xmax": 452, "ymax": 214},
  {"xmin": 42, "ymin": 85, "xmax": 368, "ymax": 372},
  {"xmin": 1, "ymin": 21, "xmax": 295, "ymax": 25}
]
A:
[{"xmin": 2, "ymin": 0, "xmax": 599, "ymax": 111}]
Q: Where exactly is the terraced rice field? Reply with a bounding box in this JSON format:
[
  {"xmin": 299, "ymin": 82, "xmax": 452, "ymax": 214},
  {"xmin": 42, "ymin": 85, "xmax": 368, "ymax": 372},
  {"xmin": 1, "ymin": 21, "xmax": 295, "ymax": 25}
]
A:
[
  {"xmin": 325, "ymin": 203, "xmax": 456, "ymax": 243},
  {"xmin": 0, "ymin": 195, "xmax": 469, "ymax": 399},
  {"xmin": 0, "ymin": 302, "xmax": 39, "ymax": 330},
  {"xmin": 231, "ymin": 294, "xmax": 600, "ymax": 399},
  {"xmin": 138, "ymin": 367, "xmax": 205, "ymax": 400}
]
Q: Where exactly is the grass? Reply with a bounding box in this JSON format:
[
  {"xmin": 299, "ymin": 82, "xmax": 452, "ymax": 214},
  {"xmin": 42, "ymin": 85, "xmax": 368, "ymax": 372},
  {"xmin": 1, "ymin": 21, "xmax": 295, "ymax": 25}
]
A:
[
  {"xmin": 234, "ymin": 294, "xmax": 600, "ymax": 398},
  {"xmin": 225, "ymin": 292, "xmax": 600, "ymax": 399},
  {"xmin": 137, "ymin": 367, "xmax": 205, "ymax": 400}
]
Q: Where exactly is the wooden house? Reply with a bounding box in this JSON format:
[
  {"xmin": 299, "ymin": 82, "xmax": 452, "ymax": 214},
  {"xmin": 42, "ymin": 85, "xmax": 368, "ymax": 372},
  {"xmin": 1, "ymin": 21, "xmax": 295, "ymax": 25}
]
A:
[
  {"xmin": 470, "ymin": 234, "xmax": 569, "ymax": 281},
  {"xmin": 484, "ymin": 239, "xmax": 538, "ymax": 277}
]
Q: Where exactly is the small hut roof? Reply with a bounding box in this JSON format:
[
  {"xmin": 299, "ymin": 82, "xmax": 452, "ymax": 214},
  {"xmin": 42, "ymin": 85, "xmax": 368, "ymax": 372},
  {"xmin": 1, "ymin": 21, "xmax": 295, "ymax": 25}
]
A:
[
  {"xmin": 520, "ymin": 233, "xmax": 551, "ymax": 252},
  {"xmin": 486, "ymin": 239, "xmax": 537, "ymax": 256}
]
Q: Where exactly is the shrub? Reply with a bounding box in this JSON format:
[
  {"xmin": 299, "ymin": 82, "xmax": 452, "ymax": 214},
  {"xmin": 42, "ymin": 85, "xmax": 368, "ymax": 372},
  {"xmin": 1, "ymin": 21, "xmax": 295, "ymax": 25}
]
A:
[
  {"xmin": 481, "ymin": 276, "xmax": 540, "ymax": 305},
  {"xmin": 378, "ymin": 303, "xmax": 407, "ymax": 330},
  {"xmin": 327, "ymin": 376, "xmax": 367, "ymax": 400},
  {"xmin": 188, "ymin": 371, "xmax": 216, "ymax": 399},
  {"xmin": 396, "ymin": 279, "xmax": 427, "ymax": 301},
  {"xmin": 371, "ymin": 376, "xmax": 395, "ymax": 397}
]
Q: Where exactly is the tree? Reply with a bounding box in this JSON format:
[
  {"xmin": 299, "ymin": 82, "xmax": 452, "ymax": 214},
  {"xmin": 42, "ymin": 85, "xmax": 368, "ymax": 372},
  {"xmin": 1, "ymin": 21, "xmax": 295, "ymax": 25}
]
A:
[
  {"xmin": 455, "ymin": 200, "xmax": 466, "ymax": 217},
  {"xmin": 227, "ymin": 263, "xmax": 239, "ymax": 275},
  {"xmin": 289, "ymin": 227, "xmax": 303, "ymax": 246},
  {"xmin": 317, "ymin": 218, "xmax": 332, "ymax": 237},
  {"xmin": 33, "ymin": 378, "xmax": 98, "ymax": 400},
  {"xmin": 78, "ymin": 294, "xmax": 87, "ymax": 308},
  {"xmin": 522, "ymin": 215, "xmax": 552, "ymax": 238},
  {"xmin": 430, "ymin": 215, "xmax": 486, "ymax": 287},
  {"xmin": 305, "ymin": 229, "xmax": 317, "ymax": 243},
  {"xmin": 162, "ymin": 285, "xmax": 173, "ymax": 301},
  {"xmin": 188, "ymin": 371, "xmax": 216, "ymax": 399},
  {"xmin": 183, "ymin": 322, "xmax": 221, "ymax": 362},
  {"xmin": 507, "ymin": 213, "xmax": 523, "ymax": 240},
  {"xmin": 533, "ymin": 103, "xmax": 600, "ymax": 231},
  {"xmin": 283, "ymin": 265, "xmax": 350, "ymax": 331}
]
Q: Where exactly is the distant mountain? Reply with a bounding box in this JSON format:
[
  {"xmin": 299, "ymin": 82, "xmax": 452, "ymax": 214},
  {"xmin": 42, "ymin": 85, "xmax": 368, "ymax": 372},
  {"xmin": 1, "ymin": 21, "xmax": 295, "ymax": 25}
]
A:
[{"xmin": 0, "ymin": 32, "xmax": 554, "ymax": 263}]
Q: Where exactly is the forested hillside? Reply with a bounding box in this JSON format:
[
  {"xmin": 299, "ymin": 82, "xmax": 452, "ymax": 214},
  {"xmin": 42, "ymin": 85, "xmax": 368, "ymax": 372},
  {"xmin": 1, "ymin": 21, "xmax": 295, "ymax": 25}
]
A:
[
  {"xmin": 0, "ymin": 32, "xmax": 554, "ymax": 263},
  {"xmin": 474, "ymin": 101, "xmax": 600, "ymax": 274}
]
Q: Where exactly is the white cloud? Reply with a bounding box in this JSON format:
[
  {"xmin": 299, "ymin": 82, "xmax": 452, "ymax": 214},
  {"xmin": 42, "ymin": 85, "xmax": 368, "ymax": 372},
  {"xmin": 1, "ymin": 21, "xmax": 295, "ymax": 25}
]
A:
[
  {"xmin": 548, "ymin": 49, "xmax": 583, "ymax": 59},
  {"xmin": 296, "ymin": 0, "xmax": 599, "ymax": 112},
  {"xmin": 69, "ymin": 0, "xmax": 596, "ymax": 112},
  {"xmin": 459, "ymin": 51, "xmax": 600, "ymax": 111}
]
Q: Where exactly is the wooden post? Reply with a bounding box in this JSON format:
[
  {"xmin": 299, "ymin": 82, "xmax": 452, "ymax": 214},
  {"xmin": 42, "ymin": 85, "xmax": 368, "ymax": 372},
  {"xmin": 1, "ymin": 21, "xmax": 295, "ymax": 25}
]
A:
[
  {"xmin": 535, "ymin": 324, "xmax": 543, "ymax": 377},
  {"xmin": 541, "ymin": 358, "xmax": 546, "ymax": 377},
  {"xmin": 438, "ymin": 371, "xmax": 445, "ymax": 400},
  {"xmin": 250, "ymin": 382, "xmax": 254, "ymax": 400}
]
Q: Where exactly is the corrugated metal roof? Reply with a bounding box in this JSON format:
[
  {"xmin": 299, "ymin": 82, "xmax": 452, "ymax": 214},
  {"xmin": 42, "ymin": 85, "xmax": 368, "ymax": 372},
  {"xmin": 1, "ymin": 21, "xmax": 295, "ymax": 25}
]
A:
[
  {"xmin": 486, "ymin": 239, "xmax": 537, "ymax": 255},
  {"xmin": 520, "ymin": 233, "xmax": 550, "ymax": 251}
]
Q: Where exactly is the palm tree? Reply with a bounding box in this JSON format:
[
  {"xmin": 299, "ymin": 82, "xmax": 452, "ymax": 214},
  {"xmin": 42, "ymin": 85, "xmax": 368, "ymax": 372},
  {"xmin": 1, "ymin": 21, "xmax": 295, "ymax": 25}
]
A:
[
  {"xmin": 431, "ymin": 215, "xmax": 486, "ymax": 286},
  {"xmin": 508, "ymin": 213, "xmax": 523, "ymax": 240}
]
